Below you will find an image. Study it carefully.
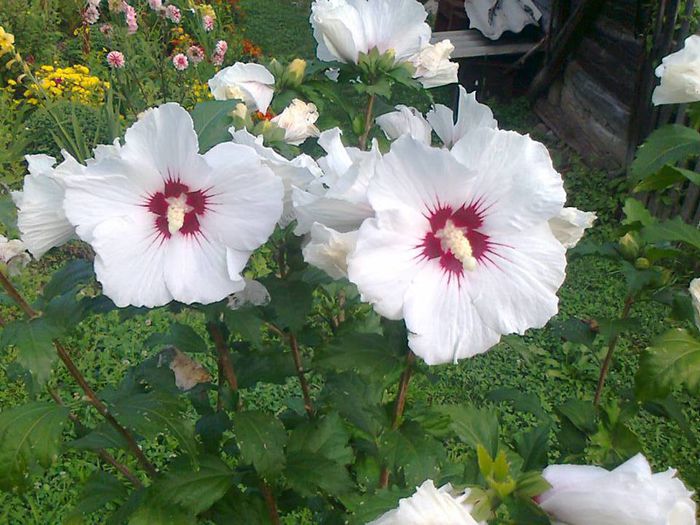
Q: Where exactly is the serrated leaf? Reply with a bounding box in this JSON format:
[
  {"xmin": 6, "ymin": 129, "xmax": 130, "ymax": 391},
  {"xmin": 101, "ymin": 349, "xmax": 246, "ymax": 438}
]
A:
[
  {"xmin": 314, "ymin": 333, "xmax": 403, "ymax": 381},
  {"xmin": 0, "ymin": 319, "xmax": 60, "ymax": 386},
  {"xmin": 223, "ymin": 308, "xmax": 265, "ymax": 347},
  {"xmin": 191, "ymin": 100, "xmax": 238, "ymax": 153},
  {"xmin": 505, "ymin": 496, "xmax": 552, "ymax": 524},
  {"xmin": 622, "ymin": 198, "xmax": 655, "ymax": 227},
  {"xmin": 128, "ymin": 505, "xmax": 195, "ymax": 525},
  {"xmin": 553, "ymin": 319, "xmax": 597, "ymax": 349},
  {"xmin": 287, "ymin": 412, "xmax": 352, "ymax": 465},
  {"xmin": 487, "ymin": 388, "xmax": 549, "ymax": 421},
  {"xmin": 231, "ymin": 411, "xmax": 287, "ymax": 478},
  {"xmin": 515, "ymin": 424, "xmax": 550, "ymax": 471},
  {"xmin": 341, "ymin": 488, "xmax": 412, "ymax": 525},
  {"xmin": 69, "ymin": 423, "xmax": 129, "ymax": 451},
  {"xmin": 152, "ymin": 456, "xmax": 234, "ymax": 515},
  {"xmin": 380, "ymin": 422, "xmax": 445, "ymax": 485},
  {"xmin": 261, "ymin": 277, "xmax": 313, "ymax": 331},
  {"xmin": 42, "ymin": 259, "xmax": 93, "ymax": 301},
  {"xmin": 320, "ymin": 372, "xmax": 387, "ymax": 437},
  {"xmin": 111, "ymin": 392, "xmax": 197, "ymax": 459},
  {"xmin": 284, "ymin": 452, "xmax": 353, "ymax": 496},
  {"xmin": 72, "ymin": 471, "xmax": 129, "ymax": 517},
  {"xmin": 209, "ymin": 488, "xmax": 271, "ymax": 525},
  {"xmin": 636, "ymin": 328, "xmax": 700, "ymax": 400},
  {"xmin": 630, "ymin": 124, "xmax": 700, "ymax": 182},
  {"xmin": 556, "ymin": 398, "xmax": 596, "ymax": 433},
  {"xmin": 145, "ymin": 323, "xmax": 208, "ymax": 353},
  {"xmin": 641, "ymin": 217, "xmax": 700, "ymax": 251},
  {"xmin": 0, "ymin": 402, "xmax": 69, "ymax": 491},
  {"xmin": 436, "ymin": 404, "xmax": 499, "ymax": 456},
  {"xmin": 232, "ymin": 345, "xmax": 297, "ymax": 389}
]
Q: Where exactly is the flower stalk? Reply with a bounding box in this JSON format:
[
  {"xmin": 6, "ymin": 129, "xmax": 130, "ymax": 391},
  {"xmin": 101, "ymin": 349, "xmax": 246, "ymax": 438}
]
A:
[
  {"xmin": 594, "ymin": 295, "xmax": 634, "ymax": 406},
  {"xmin": 207, "ymin": 321, "xmax": 243, "ymax": 411},
  {"xmin": 358, "ymin": 94, "xmax": 376, "ymax": 150}
]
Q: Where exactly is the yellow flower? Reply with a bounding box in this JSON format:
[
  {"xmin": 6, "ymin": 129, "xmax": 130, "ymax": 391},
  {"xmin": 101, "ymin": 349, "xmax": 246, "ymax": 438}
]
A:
[{"xmin": 0, "ymin": 26, "xmax": 15, "ymax": 57}]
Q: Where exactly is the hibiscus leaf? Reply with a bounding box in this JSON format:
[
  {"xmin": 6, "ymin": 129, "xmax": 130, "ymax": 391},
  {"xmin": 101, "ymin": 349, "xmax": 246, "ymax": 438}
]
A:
[
  {"xmin": 0, "ymin": 318, "xmax": 61, "ymax": 386},
  {"xmin": 127, "ymin": 504, "xmax": 196, "ymax": 525},
  {"xmin": 0, "ymin": 401, "xmax": 70, "ymax": 491},
  {"xmin": 641, "ymin": 217, "xmax": 700, "ymax": 251},
  {"xmin": 515, "ymin": 424, "xmax": 550, "ymax": 472},
  {"xmin": 633, "ymin": 164, "xmax": 700, "ymax": 192},
  {"xmin": 635, "ymin": 328, "xmax": 700, "ymax": 400},
  {"xmin": 145, "ymin": 323, "xmax": 208, "ymax": 353},
  {"xmin": 435, "ymin": 404, "xmax": 500, "ymax": 456},
  {"xmin": 150, "ymin": 455, "xmax": 235, "ymax": 515},
  {"xmin": 70, "ymin": 471, "xmax": 129, "ymax": 518},
  {"xmin": 314, "ymin": 333, "xmax": 403, "ymax": 382},
  {"xmin": 287, "ymin": 412, "xmax": 352, "ymax": 465},
  {"xmin": 69, "ymin": 423, "xmax": 129, "ymax": 451},
  {"xmin": 487, "ymin": 387, "xmax": 549, "ymax": 421},
  {"xmin": 261, "ymin": 277, "xmax": 313, "ymax": 331},
  {"xmin": 284, "ymin": 452, "xmax": 353, "ymax": 497},
  {"xmin": 380, "ymin": 422, "xmax": 446, "ymax": 485},
  {"xmin": 230, "ymin": 411, "xmax": 287, "ymax": 478},
  {"xmin": 340, "ymin": 488, "xmax": 412, "ymax": 525},
  {"xmin": 191, "ymin": 100, "xmax": 238, "ymax": 153},
  {"xmin": 111, "ymin": 392, "xmax": 198, "ymax": 460},
  {"xmin": 630, "ymin": 124, "xmax": 700, "ymax": 182},
  {"xmin": 208, "ymin": 487, "xmax": 272, "ymax": 525},
  {"xmin": 232, "ymin": 343, "xmax": 298, "ymax": 388},
  {"xmin": 41, "ymin": 259, "xmax": 94, "ymax": 301}
]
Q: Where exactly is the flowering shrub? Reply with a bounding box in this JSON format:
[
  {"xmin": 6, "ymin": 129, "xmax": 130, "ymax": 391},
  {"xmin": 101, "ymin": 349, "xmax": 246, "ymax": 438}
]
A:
[
  {"xmin": 0, "ymin": 1, "xmax": 698, "ymax": 524},
  {"xmin": 23, "ymin": 64, "xmax": 109, "ymax": 106}
]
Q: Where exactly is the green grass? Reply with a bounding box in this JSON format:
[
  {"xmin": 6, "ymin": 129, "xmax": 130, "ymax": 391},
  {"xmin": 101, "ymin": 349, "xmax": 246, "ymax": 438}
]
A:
[{"xmin": 1, "ymin": 1, "xmax": 699, "ymax": 523}]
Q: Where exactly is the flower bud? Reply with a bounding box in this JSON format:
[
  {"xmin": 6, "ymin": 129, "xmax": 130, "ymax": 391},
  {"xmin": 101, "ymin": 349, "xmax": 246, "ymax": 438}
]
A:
[
  {"xmin": 618, "ymin": 232, "xmax": 641, "ymax": 260},
  {"xmin": 635, "ymin": 257, "xmax": 651, "ymax": 270},
  {"xmin": 286, "ymin": 58, "xmax": 307, "ymax": 85}
]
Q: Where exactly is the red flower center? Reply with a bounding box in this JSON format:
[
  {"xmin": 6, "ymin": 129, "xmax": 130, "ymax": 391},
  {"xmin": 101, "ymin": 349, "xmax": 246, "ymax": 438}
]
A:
[
  {"xmin": 419, "ymin": 200, "xmax": 493, "ymax": 280},
  {"xmin": 146, "ymin": 180, "xmax": 209, "ymax": 239}
]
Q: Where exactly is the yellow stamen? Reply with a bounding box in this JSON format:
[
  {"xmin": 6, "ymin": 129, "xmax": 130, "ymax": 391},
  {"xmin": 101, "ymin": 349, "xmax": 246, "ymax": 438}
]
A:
[
  {"xmin": 166, "ymin": 194, "xmax": 193, "ymax": 235},
  {"xmin": 436, "ymin": 219, "xmax": 477, "ymax": 271}
]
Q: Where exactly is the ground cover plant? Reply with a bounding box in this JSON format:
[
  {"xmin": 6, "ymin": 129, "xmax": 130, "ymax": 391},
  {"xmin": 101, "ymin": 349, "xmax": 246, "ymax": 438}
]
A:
[{"xmin": 0, "ymin": 1, "xmax": 699, "ymax": 524}]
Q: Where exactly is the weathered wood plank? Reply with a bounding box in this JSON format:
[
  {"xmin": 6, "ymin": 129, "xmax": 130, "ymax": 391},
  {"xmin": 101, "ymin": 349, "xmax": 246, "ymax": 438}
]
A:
[{"xmin": 432, "ymin": 29, "xmax": 538, "ymax": 58}]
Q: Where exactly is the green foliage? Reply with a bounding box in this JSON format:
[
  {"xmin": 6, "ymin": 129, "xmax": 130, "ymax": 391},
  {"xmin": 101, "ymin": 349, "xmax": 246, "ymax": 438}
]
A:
[
  {"xmin": 230, "ymin": 411, "xmax": 287, "ymax": 478},
  {"xmin": 630, "ymin": 124, "xmax": 700, "ymax": 182},
  {"xmin": 191, "ymin": 100, "xmax": 239, "ymax": 153}
]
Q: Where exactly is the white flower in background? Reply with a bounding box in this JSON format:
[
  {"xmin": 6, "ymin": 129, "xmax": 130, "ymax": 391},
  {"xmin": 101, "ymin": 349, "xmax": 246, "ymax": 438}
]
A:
[
  {"xmin": 208, "ymin": 62, "xmax": 275, "ymax": 113},
  {"xmin": 12, "ymin": 154, "xmax": 84, "ymax": 258},
  {"xmin": 653, "ymin": 35, "xmax": 700, "ymax": 105},
  {"xmin": 230, "ymin": 128, "xmax": 321, "ymax": 227},
  {"xmin": 62, "ymin": 103, "xmax": 283, "ymax": 308},
  {"xmin": 538, "ymin": 454, "xmax": 697, "ymax": 525},
  {"xmin": 690, "ymin": 278, "xmax": 700, "ymax": 331},
  {"xmin": 148, "ymin": 0, "xmax": 163, "ymax": 11},
  {"xmin": 292, "ymin": 128, "xmax": 381, "ymax": 278},
  {"xmin": 376, "ymin": 105, "xmax": 432, "ymax": 145},
  {"xmin": 408, "ymin": 39, "xmax": 459, "ymax": 89},
  {"xmin": 0, "ymin": 236, "xmax": 30, "ymax": 276},
  {"xmin": 310, "ymin": 0, "xmax": 431, "ymax": 64},
  {"xmin": 172, "ymin": 53, "xmax": 189, "ymax": 71},
  {"xmin": 303, "ymin": 224, "xmax": 358, "ymax": 279},
  {"xmin": 549, "ymin": 207, "xmax": 597, "ymax": 249},
  {"xmin": 347, "ymin": 133, "xmax": 566, "ymax": 365},
  {"xmin": 465, "ymin": 0, "xmax": 542, "ymax": 40},
  {"xmin": 227, "ymin": 278, "xmax": 271, "ymax": 310},
  {"xmin": 271, "ymin": 99, "xmax": 320, "ymax": 146},
  {"xmin": 427, "ymin": 86, "xmax": 497, "ymax": 148},
  {"xmin": 367, "ymin": 480, "xmax": 482, "ymax": 525}
]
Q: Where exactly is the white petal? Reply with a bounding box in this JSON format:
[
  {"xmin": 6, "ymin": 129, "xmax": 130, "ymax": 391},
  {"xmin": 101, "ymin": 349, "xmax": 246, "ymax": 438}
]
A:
[
  {"xmin": 451, "ymin": 127, "xmax": 565, "ymax": 232},
  {"xmin": 690, "ymin": 278, "xmax": 700, "ymax": 331},
  {"xmin": 549, "ymin": 207, "xmax": 597, "ymax": 248},
  {"xmin": 228, "ymin": 278, "xmax": 270, "ymax": 309},
  {"xmin": 201, "ymin": 142, "xmax": 284, "ymax": 251},
  {"xmin": 403, "ymin": 264, "xmax": 502, "ymax": 364},
  {"xmin": 164, "ymin": 233, "xmax": 243, "ymax": 304},
  {"xmin": 466, "ymin": 0, "xmax": 542, "ymax": 40},
  {"xmin": 347, "ymin": 209, "xmax": 426, "ymax": 320},
  {"xmin": 427, "ymin": 87, "xmax": 497, "ymax": 148},
  {"xmin": 376, "ymin": 105, "xmax": 432, "ymax": 144},
  {"xmin": 91, "ymin": 213, "xmax": 172, "ymax": 308},
  {"xmin": 208, "ymin": 63, "xmax": 275, "ymax": 112},
  {"xmin": 468, "ymin": 223, "xmax": 566, "ymax": 335},
  {"xmin": 311, "ymin": 0, "xmax": 366, "ymax": 63},
  {"xmin": 652, "ymin": 35, "xmax": 700, "ymax": 105},
  {"xmin": 360, "ymin": 0, "xmax": 431, "ymax": 61},
  {"xmin": 302, "ymin": 223, "xmax": 358, "ymax": 279}
]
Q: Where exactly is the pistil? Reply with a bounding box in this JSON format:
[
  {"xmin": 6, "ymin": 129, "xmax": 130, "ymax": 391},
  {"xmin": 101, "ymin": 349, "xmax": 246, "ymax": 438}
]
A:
[{"xmin": 435, "ymin": 219, "xmax": 477, "ymax": 271}]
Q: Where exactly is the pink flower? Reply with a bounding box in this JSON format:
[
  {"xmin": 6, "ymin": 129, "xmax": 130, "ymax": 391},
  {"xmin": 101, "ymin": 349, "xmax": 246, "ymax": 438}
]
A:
[
  {"xmin": 165, "ymin": 5, "xmax": 181, "ymax": 23},
  {"xmin": 202, "ymin": 15, "xmax": 214, "ymax": 31},
  {"xmin": 99, "ymin": 23, "xmax": 113, "ymax": 36},
  {"xmin": 123, "ymin": 3, "xmax": 138, "ymax": 34},
  {"xmin": 83, "ymin": 5, "xmax": 100, "ymax": 24},
  {"xmin": 106, "ymin": 50, "xmax": 125, "ymax": 69},
  {"xmin": 186, "ymin": 45, "xmax": 205, "ymax": 64},
  {"xmin": 212, "ymin": 40, "xmax": 228, "ymax": 66},
  {"xmin": 172, "ymin": 53, "xmax": 189, "ymax": 71},
  {"xmin": 148, "ymin": 0, "xmax": 163, "ymax": 10}
]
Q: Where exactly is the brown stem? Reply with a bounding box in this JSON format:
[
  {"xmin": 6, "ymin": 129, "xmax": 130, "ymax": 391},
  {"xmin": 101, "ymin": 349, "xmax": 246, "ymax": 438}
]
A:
[
  {"xmin": 260, "ymin": 482, "xmax": 281, "ymax": 525},
  {"xmin": 47, "ymin": 386, "xmax": 143, "ymax": 488},
  {"xmin": 594, "ymin": 296, "xmax": 634, "ymax": 406},
  {"xmin": 207, "ymin": 322, "xmax": 243, "ymax": 411},
  {"xmin": 379, "ymin": 351, "xmax": 416, "ymax": 488},
  {"xmin": 358, "ymin": 94, "xmax": 376, "ymax": 150},
  {"xmin": 289, "ymin": 334, "xmax": 314, "ymax": 418},
  {"xmin": 54, "ymin": 341, "xmax": 158, "ymax": 478},
  {"xmin": 0, "ymin": 270, "xmax": 37, "ymax": 318}
]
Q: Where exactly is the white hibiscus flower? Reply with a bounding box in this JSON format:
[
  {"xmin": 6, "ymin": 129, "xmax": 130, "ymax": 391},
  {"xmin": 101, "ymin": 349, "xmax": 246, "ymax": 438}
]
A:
[
  {"xmin": 548, "ymin": 207, "xmax": 597, "ymax": 249},
  {"xmin": 376, "ymin": 105, "xmax": 432, "ymax": 145},
  {"xmin": 367, "ymin": 479, "xmax": 482, "ymax": 525},
  {"xmin": 310, "ymin": 0, "xmax": 431, "ymax": 65},
  {"xmin": 465, "ymin": 0, "xmax": 542, "ymax": 41},
  {"xmin": 227, "ymin": 278, "xmax": 271, "ymax": 310},
  {"xmin": 230, "ymin": 128, "xmax": 322, "ymax": 227},
  {"xmin": 208, "ymin": 62, "xmax": 275, "ymax": 113},
  {"xmin": 347, "ymin": 133, "xmax": 566, "ymax": 365},
  {"xmin": 302, "ymin": 224, "xmax": 358, "ymax": 280},
  {"xmin": 690, "ymin": 278, "xmax": 700, "ymax": 331},
  {"xmin": 653, "ymin": 35, "xmax": 700, "ymax": 106},
  {"xmin": 538, "ymin": 454, "xmax": 697, "ymax": 525},
  {"xmin": 408, "ymin": 39, "xmax": 459, "ymax": 89},
  {"xmin": 62, "ymin": 103, "xmax": 283, "ymax": 308},
  {"xmin": 0, "ymin": 235, "xmax": 30, "ymax": 276},
  {"xmin": 271, "ymin": 99, "xmax": 320, "ymax": 146}
]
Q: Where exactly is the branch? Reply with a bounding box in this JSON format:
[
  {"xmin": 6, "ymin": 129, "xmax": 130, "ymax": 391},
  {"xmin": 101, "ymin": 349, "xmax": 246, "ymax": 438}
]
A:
[
  {"xmin": 358, "ymin": 94, "xmax": 376, "ymax": 150},
  {"xmin": 594, "ymin": 295, "xmax": 634, "ymax": 406},
  {"xmin": 289, "ymin": 333, "xmax": 314, "ymax": 418},
  {"xmin": 207, "ymin": 322, "xmax": 243, "ymax": 411}
]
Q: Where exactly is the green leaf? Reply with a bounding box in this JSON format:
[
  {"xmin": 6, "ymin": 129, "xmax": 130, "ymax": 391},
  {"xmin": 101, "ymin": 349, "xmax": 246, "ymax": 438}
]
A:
[
  {"xmin": 69, "ymin": 423, "xmax": 128, "ymax": 451},
  {"xmin": 284, "ymin": 452, "xmax": 353, "ymax": 496},
  {"xmin": 505, "ymin": 496, "xmax": 552, "ymax": 524},
  {"xmin": 633, "ymin": 164, "xmax": 700, "ymax": 192},
  {"xmin": 223, "ymin": 308, "xmax": 265, "ymax": 347},
  {"xmin": 314, "ymin": 333, "xmax": 403, "ymax": 381},
  {"xmin": 515, "ymin": 424, "xmax": 550, "ymax": 471},
  {"xmin": 641, "ymin": 217, "xmax": 700, "ymax": 251},
  {"xmin": 191, "ymin": 100, "xmax": 238, "ymax": 153},
  {"xmin": 622, "ymin": 198, "xmax": 655, "ymax": 227},
  {"xmin": 553, "ymin": 319, "xmax": 597, "ymax": 349},
  {"xmin": 436, "ymin": 404, "xmax": 499, "ymax": 456},
  {"xmin": 152, "ymin": 456, "xmax": 234, "ymax": 515},
  {"xmin": 636, "ymin": 328, "xmax": 700, "ymax": 400},
  {"xmin": 630, "ymin": 124, "xmax": 700, "ymax": 182},
  {"xmin": 320, "ymin": 372, "xmax": 387, "ymax": 437},
  {"xmin": 0, "ymin": 319, "xmax": 60, "ymax": 386},
  {"xmin": 261, "ymin": 277, "xmax": 313, "ymax": 331},
  {"xmin": 232, "ymin": 345, "xmax": 298, "ymax": 389},
  {"xmin": 209, "ymin": 488, "xmax": 272, "ymax": 525},
  {"xmin": 42, "ymin": 260, "xmax": 93, "ymax": 301},
  {"xmin": 557, "ymin": 399, "xmax": 596, "ymax": 433},
  {"xmin": 0, "ymin": 402, "xmax": 69, "ymax": 491},
  {"xmin": 230, "ymin": 411, "xmax": 287, "ymax": 478},
  {"xmin": 341, "ymin": 488, "xmax": 411, "ymax": 525},
  {"xmin": 128, "ymin": 505, "xmax": 195, "ymax": 525},
  {"xmin": 487, "ymin": 388, "xmax": 549, "ymax": 421},
  {"xmin": 380, "ymin": 422, "xmax": 446, "ymax": 485},
  {"xmin": 111, "ymin": 392, "xmax": 197, "ymax": 459},
  {"xmin": 145, "ymin": 323, "xmax": 208, "ymax": 353},
  {"xmin": 287, "ymin": 412, "xmax": 352, "ymax": 465},
  {"xmin": 72, "ymin": 471, "xmax": 129, "ymax": 517}
]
